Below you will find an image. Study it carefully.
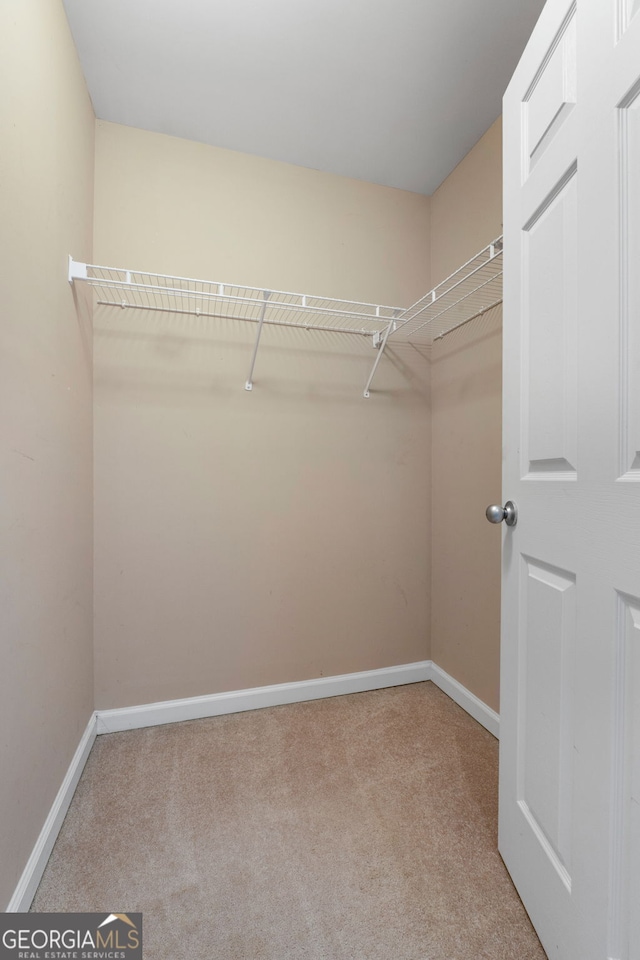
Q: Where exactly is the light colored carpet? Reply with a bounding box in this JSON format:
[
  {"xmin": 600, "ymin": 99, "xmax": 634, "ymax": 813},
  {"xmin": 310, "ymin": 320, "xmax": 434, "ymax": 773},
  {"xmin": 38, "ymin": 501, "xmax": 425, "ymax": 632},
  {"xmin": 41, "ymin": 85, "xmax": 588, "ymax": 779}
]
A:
[{"xmin": 32, "ymin": 682, "xmax": 547, "ymax": 959}]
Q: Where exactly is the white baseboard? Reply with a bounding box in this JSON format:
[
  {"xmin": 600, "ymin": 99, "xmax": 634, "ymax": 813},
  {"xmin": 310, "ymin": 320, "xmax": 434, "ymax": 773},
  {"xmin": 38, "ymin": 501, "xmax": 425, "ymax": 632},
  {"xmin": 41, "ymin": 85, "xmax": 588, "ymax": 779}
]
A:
[
  {"xmin": 430, "ymin": 663, "xmax": 499, "ymax": 739},
  {"xmin": 96, "ymin": 660, "xmax": 499, "ymax": 739},
  {"xmin": 96, "ymin": 661, "xmax": 433, "ymax": 734},
  {"xmin": 9, "ymin": 658, "xmax": 498, "ymax": 911},
  {"xmin": 6, "ymin": 712, "xmax": 98, "ymax": 912}
]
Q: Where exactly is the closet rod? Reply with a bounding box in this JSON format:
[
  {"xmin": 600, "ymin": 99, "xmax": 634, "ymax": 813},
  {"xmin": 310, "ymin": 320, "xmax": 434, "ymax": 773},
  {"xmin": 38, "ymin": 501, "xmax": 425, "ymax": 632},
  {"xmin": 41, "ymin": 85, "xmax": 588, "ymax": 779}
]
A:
[{"xmin": 92, "ymin": 298, "xmax": 378, "ymax": 337}]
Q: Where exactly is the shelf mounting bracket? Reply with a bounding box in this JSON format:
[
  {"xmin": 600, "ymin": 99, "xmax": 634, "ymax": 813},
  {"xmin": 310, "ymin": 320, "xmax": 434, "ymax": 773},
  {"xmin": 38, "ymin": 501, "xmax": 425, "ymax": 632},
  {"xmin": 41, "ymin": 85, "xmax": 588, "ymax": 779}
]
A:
[
  {"xmin": 363, "ymin": 313, "xmax": 399, "ymax": 398},
  {"xmin": 245, "ymin": 291, "xmax": 271, "ymax": 391}
]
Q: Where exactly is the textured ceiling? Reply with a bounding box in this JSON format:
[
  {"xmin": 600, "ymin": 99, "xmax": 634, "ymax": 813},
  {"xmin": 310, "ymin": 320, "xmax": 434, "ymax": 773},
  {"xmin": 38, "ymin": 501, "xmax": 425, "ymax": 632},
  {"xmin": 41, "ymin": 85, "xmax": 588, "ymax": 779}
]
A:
[{"xmin": 62, "ymin": 0, "xmax": 546, "ymax": 195}]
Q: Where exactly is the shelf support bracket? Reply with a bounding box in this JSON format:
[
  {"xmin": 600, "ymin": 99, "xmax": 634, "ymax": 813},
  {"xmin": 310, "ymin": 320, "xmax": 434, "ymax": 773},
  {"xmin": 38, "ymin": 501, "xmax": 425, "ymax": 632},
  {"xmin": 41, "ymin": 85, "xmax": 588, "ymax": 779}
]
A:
[
  {"xmin": 68, "ymin": 256, "xmax": 87, "ymax": 284},
  {"xmin": 363, "ymin": 314, "xmax": 398, "ymax": 398},
  {"xmin": 245, "ymin": 291, "xmax": 271, "ymax": 391}
]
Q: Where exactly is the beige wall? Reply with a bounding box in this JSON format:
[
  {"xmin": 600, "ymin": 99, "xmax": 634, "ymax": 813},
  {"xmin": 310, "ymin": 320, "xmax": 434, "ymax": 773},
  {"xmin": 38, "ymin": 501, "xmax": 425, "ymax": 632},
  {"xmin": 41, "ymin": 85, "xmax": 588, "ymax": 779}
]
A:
[
  {"xmin": 429, "ymin": 118, "xmax": 503, "ymax": 712},
  {"xmin": 0, "ymin": 0, "xmax": 94, "ymax": 908},
  {"xmin": 93, "ymin": 123, "xmax": 432, "ymax": 709},
  {"xmin": 430, "ymin": 118, "xmax": 502, "ymax": 287}
]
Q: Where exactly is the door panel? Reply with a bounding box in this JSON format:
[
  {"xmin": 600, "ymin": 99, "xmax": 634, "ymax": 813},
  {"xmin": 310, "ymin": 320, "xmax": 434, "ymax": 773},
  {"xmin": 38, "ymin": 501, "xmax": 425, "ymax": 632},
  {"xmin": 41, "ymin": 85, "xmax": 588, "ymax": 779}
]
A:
[
  {"xmin": 520, "ymin": 558, "xmax": 575, "ymax": 882},
  {"xmin": 523, "ymin": 171, "xmax": 578, "ymax": 476},
  {"xmin": 620, "ymin": 85, "xmax": 640, "ymax": 477},
  {"xmin": 609, "ymin": 593, "xmax": 640, "ymax": 960},
  {"xmin": 622, "ymin": 0, "xmax": 640, "ymax": 34},
  {"xmin": 524, "ymin": 7, "xmax": 577, "ymax": 173}
]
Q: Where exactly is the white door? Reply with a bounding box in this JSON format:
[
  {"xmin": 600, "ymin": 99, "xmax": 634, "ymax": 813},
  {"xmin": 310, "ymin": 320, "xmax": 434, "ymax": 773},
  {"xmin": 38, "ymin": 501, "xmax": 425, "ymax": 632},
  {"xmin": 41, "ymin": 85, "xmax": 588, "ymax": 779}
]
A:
[{"xmin": 500, "ymin": 2, "xmax": 640, "ymax": 958}]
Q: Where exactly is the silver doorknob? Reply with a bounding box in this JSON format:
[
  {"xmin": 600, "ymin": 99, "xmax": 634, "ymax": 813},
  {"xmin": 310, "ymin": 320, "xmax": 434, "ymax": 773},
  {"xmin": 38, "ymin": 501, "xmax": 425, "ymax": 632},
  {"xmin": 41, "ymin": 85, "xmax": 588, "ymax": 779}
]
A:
[{"xmin": 486, "ymin": 501, "xmax": 518, "ymax": 527}]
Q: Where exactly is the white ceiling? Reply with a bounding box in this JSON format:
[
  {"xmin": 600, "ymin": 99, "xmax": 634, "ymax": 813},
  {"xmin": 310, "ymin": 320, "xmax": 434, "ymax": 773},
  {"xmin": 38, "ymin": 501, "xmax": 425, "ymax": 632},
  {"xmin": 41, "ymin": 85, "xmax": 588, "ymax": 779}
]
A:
[{"xmin": 62, "ymin": 0, "xmax": 546, "ymax": 196}]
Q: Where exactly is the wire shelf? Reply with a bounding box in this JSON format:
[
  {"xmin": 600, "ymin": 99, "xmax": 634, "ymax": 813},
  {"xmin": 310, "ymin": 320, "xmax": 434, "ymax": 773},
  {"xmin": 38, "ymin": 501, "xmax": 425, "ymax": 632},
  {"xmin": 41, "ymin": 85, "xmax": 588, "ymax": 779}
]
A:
[
  {"xmin": 389, "ymin": 237, "xmax": 503, "ymax": 346},
  {"xmin": 69, "ymin": 237, "xmax": 503, "ymax": 397},
  {"xmin": 69, "ymin": 261, "xmax": 401, "ymax": 337}
]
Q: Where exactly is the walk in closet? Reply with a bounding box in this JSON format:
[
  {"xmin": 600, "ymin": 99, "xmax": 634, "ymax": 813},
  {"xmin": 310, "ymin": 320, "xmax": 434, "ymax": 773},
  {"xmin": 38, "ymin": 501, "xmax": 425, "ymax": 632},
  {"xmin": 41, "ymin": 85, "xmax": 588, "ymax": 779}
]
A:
[{"xmin": 2, "ymin": 0, "xmax": 505, "ymax": 916}]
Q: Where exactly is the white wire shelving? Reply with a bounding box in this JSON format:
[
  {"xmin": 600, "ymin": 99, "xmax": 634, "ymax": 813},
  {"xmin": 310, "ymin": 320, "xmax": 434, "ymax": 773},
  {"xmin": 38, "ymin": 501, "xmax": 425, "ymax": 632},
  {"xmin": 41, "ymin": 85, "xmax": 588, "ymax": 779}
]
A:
[
  {"xmin": 390, "ymin": 237, "xmax": 503, "ymax": 345},
  {"xmin": 68, "ymin": 257, "xmax": 401, "ymax": 391},
  {"xmin": 68, "ymin": 236, "xmax": 503, "ymax": 398},
  {"xmin": 361, "ymin": 237, "xmax": 502, "ymax": 396}
]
